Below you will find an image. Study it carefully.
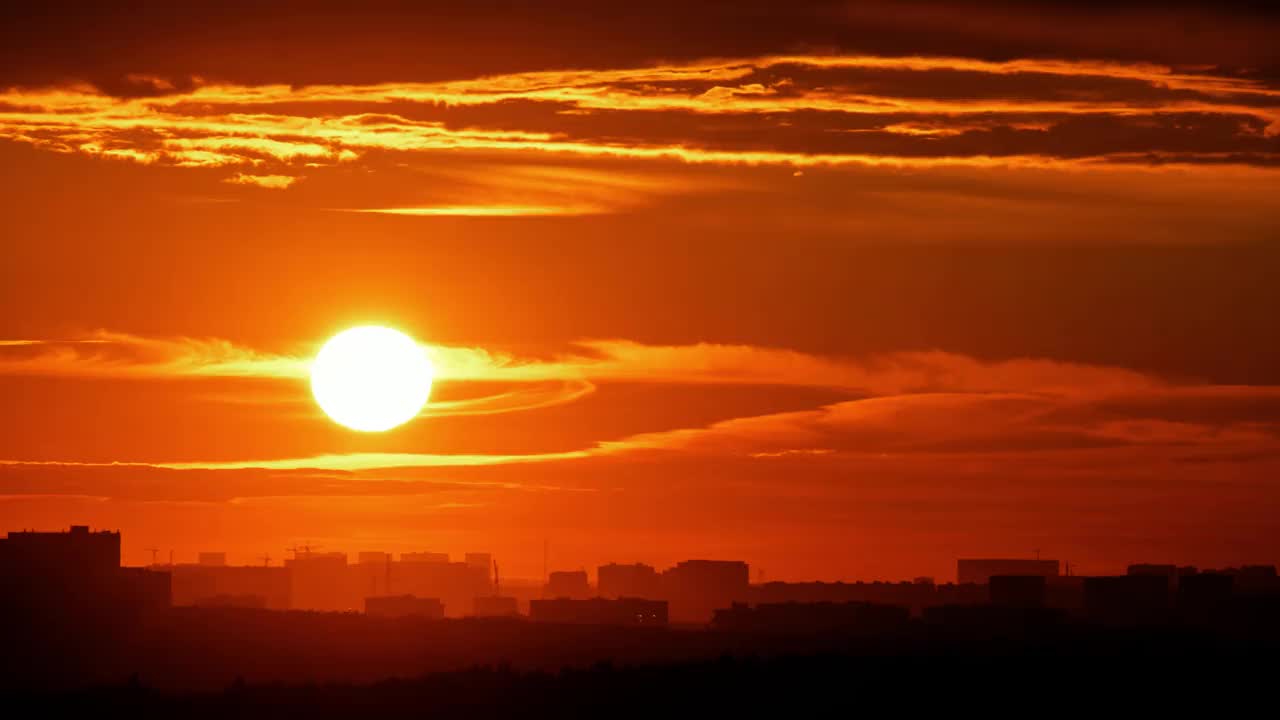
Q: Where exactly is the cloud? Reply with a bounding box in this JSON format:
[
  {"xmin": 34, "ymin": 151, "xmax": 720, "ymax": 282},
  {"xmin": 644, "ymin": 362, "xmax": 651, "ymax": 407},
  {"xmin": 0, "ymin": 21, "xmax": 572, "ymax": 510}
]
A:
[
  {"xmin": 0, "ymin": 451, "xmax": 589, "ymax": 472},
  {"xmin": 4, "ymin": 382, "xmax": 1276, "ymax": 475},
  {"xmin": 336, "ymin": 205, "xmax": 602, "ymax": 217},
  {"xmin": 0, "ymin": 331, "xmax": 308, "ymax": 379},
  {"xmin": 0, "ymin": 464, "xmax": 585, "ymax": 503},
  {"xmin": 1, "ymin": 331, "xmax": 1276, "ymax": 476},
  {"xmin": 591, "ymin": 387, "xmax": 1280, "ymax": 465},
  {"xmin": 424, "ymin": 379, "xmax": 596, "ymax": 418},
  {"xmin": 224, "ymin": 173, "xmax": 297, "ymax": 189},
  {"xmin": 0, "ymin": 331, "xmax": 1169, "ymax": 395},
  {"xmin": 1, "ymin": 52, "xmax": 1277, "ymax": 201}
]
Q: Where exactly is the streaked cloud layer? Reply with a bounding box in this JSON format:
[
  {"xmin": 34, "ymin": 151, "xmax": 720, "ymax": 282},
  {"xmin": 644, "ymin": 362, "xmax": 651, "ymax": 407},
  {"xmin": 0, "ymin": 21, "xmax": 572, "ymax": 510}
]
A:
[
  {"xmin": 3, "ymin": 52, "xmax": 1278, "ymax": 199},
  {"xmin": 2, "ymin": 332, "xmax": 1276, "ymax": 476}
]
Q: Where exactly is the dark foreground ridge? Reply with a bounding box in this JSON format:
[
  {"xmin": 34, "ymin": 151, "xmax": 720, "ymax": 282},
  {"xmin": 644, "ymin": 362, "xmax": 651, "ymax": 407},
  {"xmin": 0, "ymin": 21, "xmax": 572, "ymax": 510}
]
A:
[
  {"xmin": 12, "ymin": 648, "xmax": 1279, "ymax": 718},
  {"xmin": 6, "ymin": 590, "xmax": 1280, "ymax": 697}
]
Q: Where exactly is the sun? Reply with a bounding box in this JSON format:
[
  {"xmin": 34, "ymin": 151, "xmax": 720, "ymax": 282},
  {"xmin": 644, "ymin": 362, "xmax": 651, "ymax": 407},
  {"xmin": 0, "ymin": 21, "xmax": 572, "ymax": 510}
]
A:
[{"xmin": 310, "ymin": 326, "xmax": 434, "ymax": 432}]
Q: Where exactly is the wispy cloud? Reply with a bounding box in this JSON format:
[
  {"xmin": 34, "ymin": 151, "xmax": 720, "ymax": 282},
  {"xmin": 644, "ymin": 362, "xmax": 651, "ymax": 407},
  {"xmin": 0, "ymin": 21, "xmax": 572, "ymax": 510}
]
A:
[
  {"xmin": 2, "ymin": 53, "xmax": 1277, "ymax": 200},
  {"xmin": 0, "ymin": 331, "xmax": 1165, "ymax": 394},
  {"xmin": 4, "ymin": 383, "xmax": 1277, "ymax": 473},
  {"xmin": 0, "ymin": 451, "xmax": 588, "ymax": 472},
  {"xmin": 2, "ymin": 332, "xmax": 1277, "ymax": 474},
  {"xmin": 224, "ymin": 173, "xmax": 297, "ymax": 189},
  {"xmin": 0, "ymin": 331, "xmax": 308, "ymax": 379},
  {"xmin": 336, "ymin": 205, "xmax": 602, "ymax": 217}
]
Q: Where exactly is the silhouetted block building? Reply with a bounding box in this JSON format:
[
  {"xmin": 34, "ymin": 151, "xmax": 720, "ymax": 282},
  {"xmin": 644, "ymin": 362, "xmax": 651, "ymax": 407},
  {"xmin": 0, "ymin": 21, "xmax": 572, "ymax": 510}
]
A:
[
  {"xmin": 286, "ymin": 551, "xmax": 353, "ymax": 611},
  {"xmin": 752, "ymin": 580, "xmax": 950, "ymax": 615},
  {"xmin": 355, "ymin": 552, "xmax": 394, "ymax": 599},
  {"xmin": 530, "ymin": 597, "xmax": 667, "ymax": 626},
  {"xmin": 545, "ymin": 569, "xmax": 591, "ymax": 599},
  {"xmin": 366, "ymin": 594, "xmax": 445, "ymax": 619},
  {"xmin": 114, "ymin": 566, "xmax": 172, "ymax": 613},
  {"xmin": 990, "ymin": 575, "xmax": 1046, "ymax": 609},
  {"xmin": 465, "ymin": 553, "xmax": 492, "ymax": 574},
  {"xmin": 957, "ymin": 558, "xmax": 1059, "ymax": 584},
  {"xmin": 712, "ymin": 601, "xmax": 909, "ymax": 635},
  {"xmin": 198, "ymin": 552, "xmax": 227, "ymax": 567},
  {"xmin": 0, "ymin": 526, "xmax": 169, "ymax": 620},
  {"xmin": 474, "ymin": 595, "xmax": 520, "ymax": 617},
  {"xmin": 934, "ymin": 582, "xmax": 991, "ymax": 607},
  {"xmin": 1044, "ymin": 575, "xmax": 1085, "ymax": 610},
  {"xmin": 395, "ymin": 558, "xmax": 490, "ymax": 618},
  {"xmin": 598, "ymin": 562, "xmax": 661, "ymax": 599},
  {"xmin": 401, "ymin": 551, "xmax": 449, "ymax": 564},
  {"xmin": 1083, "ymin": 575, "xmax": 1170, "ymax": 621},
  {"xmin": 1127, "ymin": 563, "xmax": 1199, "ymax": 590},
  {"xmin": 1220, "ymin": 565, "xmax": 1280, "ymax": 596},
  {"xmin": 663, "ymin": 559, "xmax": 750, "ymax": 623},
  {"xmin": 171, "ymin": 564, "xmax": 291, "ymax": 610},
  {"xmin": 1177, "ymin": 573, "xmax": 1233, "ymax": 615},
  {"xmin": 0, "ymin": 525, "xmax": 120, "ymax": 573}
]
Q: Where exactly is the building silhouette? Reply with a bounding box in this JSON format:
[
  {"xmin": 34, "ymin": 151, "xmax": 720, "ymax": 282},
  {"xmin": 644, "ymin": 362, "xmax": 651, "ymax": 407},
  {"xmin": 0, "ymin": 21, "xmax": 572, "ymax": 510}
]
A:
[
  {"xmin": 989, "ymin": 575, "xmax": 1047, "ymax": 609},
  {"xmin": 366, "ymin": 594, "xmax": 445, "ymax": 619},
  {"xmin": 662, "ymin": 559, "xmax": 750, "ymax": 623},
  {"xmin": 0, "ymin": 525, "xmax": 169, "ymax": 620},
  {"xmin": 356, "ymin": 551, "xmax": 394, "ymax": 598},
  {"xmin": 198, "ymin": 552, "xmax": 227, "ymax": 566},
  {"xmin": 1083, "ymin": 575, "xmax": 1171, "ymax": 620},
  {"xmin": 598, "ymin": 562, "xmax": 661, "ymax": 599},
  {"xmin": 1177, "ymin": 573, "xmax": 1233, "ymax": 615},
  {"xmin": 474, "ymin": 595, "xmax": 520, "ymax": 617},
  {"xmin": 465, "ymin": 553, "xmax": 492, "ymax": 574},
  {"xmin": 545, "ymin": 569, "xmax": 591, "ymax": 599},
  {"xmin": 285, "ymin": 550, "xmax": 353, "ymax": 611},
  {"xmin": 0, "ymin": 524, "xmax": 120, "ymax": 572},
  {"xmin": 957, "ymin": 558, "xmax": 1059, "ymax": 584},
  {"xmin": 169, "ymin": 563, "xmax": 291, "ymax": 610},
  {"xmin": 396, "ymin": 554, "xmax": 491, "ymax": 617},
  {"xmin": 401, "ymin": 551, "xmax": 449, "ymax": 564}
]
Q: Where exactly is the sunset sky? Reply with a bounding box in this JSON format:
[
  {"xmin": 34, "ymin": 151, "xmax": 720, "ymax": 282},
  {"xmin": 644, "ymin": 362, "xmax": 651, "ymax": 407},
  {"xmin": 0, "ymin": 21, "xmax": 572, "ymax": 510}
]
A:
[{"xmin": 2, "ymin": 1, "xmax": 1279, "ymax": 582}]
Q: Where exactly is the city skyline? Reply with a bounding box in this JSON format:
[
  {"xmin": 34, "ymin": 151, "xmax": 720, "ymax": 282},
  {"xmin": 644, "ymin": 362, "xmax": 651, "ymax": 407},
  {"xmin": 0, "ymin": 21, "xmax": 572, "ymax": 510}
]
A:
[{"xmin": 4, "ymin": 523, "xmax": 1276, "ymax": 633}]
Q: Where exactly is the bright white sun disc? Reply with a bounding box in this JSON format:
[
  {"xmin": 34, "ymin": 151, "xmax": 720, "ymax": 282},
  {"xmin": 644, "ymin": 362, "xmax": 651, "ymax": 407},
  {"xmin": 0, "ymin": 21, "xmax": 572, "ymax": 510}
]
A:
[{"xmin": 310, "ymin": 326, "xmax": 433, "ymax": 431}]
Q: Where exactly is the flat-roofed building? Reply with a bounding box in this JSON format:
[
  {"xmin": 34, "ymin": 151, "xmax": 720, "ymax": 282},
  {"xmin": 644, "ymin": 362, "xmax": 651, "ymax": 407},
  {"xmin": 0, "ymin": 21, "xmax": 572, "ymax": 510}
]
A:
[
  {"xmin": 474, "ymin": 595, "xmax": 520, "ymax": 617},
  {"xmin": 545, "ymin": 569, "xmax": 591, "ymax": 599},
  {"xmin": 598, "ymin": 563, "xmax": 661, "ymax": 599},
  {"xmin": 957, "ymin": 559, "xmax": 1059, "ymax": 585},
  {"xmin": 662, "ymin": 559, "xmax": 750, "ymax": 623}
]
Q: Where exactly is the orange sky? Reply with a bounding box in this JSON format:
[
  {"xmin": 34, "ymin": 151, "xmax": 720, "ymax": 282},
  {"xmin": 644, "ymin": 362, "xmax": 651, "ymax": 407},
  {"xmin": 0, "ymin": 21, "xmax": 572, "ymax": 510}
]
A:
[{"xmin": 2, "ymin": 1, "xmax": 1279, "ymax": 581}]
